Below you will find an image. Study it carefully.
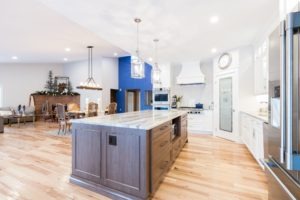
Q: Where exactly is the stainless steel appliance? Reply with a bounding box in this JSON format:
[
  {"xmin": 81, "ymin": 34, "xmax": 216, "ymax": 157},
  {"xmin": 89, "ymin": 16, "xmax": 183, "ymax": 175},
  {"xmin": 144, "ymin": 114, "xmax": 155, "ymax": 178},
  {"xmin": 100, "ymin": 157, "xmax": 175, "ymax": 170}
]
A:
[
  {"xmin": 264, "ymin": 11, "xmax": 300, "ymax": 199},
  {"xmin": 153, "ymin": 88, "xmax": 170, "ymax": 105},
  {"xmin": 153, "ymin": 88, "xmax": 170, "ymax": 110}
]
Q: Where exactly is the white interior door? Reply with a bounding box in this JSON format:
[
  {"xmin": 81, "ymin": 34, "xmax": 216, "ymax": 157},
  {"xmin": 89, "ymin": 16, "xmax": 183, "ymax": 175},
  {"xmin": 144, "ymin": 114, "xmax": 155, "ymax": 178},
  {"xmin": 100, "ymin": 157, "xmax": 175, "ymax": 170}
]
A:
[
  {"xmin": 127, "ymin": 92, "xmax": 134, "ymax": 112},
  {"xmin": 214, "ymin": 71, "xmax": 239, "ymax": 142}
]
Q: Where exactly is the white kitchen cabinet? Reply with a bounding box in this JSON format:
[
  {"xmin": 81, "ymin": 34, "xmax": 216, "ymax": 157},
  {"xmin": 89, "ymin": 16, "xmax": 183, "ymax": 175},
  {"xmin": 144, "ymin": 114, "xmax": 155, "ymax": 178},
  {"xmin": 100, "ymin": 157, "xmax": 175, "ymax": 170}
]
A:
[
  {"xmin": 240, "ymin": 112, "xmax": 264, "ymax": 169},
  {"xmin": 254, "ymin": 41, "xmax": 268, "ymax": 95},
  {"xmin": 188, "ymin": 110, "xmax": 213, "ymax": 134}
]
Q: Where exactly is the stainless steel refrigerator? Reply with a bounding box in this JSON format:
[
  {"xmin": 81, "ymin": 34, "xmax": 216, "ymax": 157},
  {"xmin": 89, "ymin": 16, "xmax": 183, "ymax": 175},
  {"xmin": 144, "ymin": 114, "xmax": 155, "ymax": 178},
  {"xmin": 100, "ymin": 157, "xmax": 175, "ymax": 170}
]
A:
[{"xmin": 264, "ymin": 11, "xmax": 300, "ymax": 200}]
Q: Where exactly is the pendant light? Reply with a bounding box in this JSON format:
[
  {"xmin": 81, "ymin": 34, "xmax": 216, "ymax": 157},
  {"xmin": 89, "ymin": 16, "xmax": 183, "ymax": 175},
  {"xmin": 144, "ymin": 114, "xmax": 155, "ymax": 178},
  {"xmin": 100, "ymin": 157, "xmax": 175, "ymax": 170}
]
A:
[
  {"xmin": 77, "ymin": 46, "xmax": 102, "ymax": 90},
  {"xmin": 151, "ymin": 39, "xmax": 162, "ymax": 85},
  {"xmin": 131, "ymin": 18, "xmax": 145, "ymax": 79}
]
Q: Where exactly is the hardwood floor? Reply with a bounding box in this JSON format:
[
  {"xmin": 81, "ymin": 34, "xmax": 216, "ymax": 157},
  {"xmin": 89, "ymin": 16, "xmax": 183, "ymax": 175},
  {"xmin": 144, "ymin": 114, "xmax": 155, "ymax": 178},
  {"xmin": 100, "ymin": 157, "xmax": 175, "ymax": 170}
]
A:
[{"xmin": 0, "ymin": 122, "xmax": 267, "ymax": 200}]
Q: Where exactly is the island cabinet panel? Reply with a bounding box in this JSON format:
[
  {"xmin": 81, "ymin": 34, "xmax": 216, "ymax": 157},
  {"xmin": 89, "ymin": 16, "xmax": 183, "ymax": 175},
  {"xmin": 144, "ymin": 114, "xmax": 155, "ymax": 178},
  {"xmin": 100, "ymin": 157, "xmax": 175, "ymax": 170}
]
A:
[
  {"xmin": 72, "ymin": 125, "xmax": 102, "ymax": 183},
  {"xmin": 180, "ymin": 114, "xmax": 188, "ymax": 146},
  {"xmin": 101, "ymin": 128, "xmax": 150, "ymax": 199},
  {"xmin": 172, "ymin": 138, "xmax": 181, "ymax": 161},
  {"xmin": 150, "ymin": 120, "xmax": 172, "ymax": 192},
  {"xmin": 151, "ymin": 147, "xmax": 171, "ymax": 191}
]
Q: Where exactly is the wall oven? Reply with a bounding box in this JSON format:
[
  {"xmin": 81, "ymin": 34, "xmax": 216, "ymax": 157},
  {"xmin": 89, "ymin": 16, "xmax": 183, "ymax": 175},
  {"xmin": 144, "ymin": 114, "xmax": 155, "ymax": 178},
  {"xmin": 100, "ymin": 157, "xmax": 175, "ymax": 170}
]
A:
[{"xmin": 153, "ymin": 88, "xmax": 170, "ymax": 105}]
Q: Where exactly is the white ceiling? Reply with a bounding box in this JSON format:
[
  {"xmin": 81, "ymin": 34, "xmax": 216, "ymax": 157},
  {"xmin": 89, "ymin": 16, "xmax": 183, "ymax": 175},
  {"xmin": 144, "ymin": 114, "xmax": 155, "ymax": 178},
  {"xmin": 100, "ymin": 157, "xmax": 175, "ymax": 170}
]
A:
[
  {"xmin": 0, "ymin": 0, "xmax": 128, "ymax": 63},
  {"xmin": 0, "ymin": 0, "xmax": 278, "ymax": 63},
  {"xmin": 36, "ymin": 0, "xmax": 279, "ymax": 62}
]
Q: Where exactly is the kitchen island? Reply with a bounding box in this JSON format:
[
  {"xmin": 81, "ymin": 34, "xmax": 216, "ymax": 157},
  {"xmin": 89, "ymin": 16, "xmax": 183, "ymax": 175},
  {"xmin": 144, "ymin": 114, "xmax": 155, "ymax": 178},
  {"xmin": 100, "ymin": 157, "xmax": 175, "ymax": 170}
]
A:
[{"xmin": 70, "ymin": 110, "xmax": 188, "ymax": 200}]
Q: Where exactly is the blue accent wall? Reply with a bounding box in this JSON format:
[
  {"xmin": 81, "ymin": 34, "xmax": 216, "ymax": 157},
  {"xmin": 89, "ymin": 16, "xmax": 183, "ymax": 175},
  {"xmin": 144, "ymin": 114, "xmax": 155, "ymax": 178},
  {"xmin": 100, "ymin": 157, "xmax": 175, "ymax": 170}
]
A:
[{"xmin": 117, "ymin": 56, "xmax": 153, "ymax": 113}]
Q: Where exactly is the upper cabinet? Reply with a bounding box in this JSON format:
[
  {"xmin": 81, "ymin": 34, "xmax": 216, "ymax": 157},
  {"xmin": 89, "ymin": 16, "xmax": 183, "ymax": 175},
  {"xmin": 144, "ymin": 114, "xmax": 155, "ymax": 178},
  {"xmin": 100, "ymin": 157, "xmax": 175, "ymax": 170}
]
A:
[{"xmin": 254, "ymin": 40, "xmax": 268, "ymax": 95}]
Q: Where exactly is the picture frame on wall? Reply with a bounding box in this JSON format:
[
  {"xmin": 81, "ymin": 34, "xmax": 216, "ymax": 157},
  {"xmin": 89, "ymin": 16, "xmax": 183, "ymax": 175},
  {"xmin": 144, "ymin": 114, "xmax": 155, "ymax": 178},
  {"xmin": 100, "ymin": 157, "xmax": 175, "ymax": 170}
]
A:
[{"xmin": 55, "ymin": 76, "xmax": 69, "ymax": 93}]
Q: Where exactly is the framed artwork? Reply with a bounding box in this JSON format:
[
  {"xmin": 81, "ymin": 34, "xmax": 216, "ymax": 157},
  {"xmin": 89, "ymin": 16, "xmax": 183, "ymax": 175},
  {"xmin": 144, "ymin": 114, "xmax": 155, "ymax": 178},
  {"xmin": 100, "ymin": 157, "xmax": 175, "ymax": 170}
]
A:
[{"xmin": 55, "ymin": 76, "xmax": 69, "ymax": 93}]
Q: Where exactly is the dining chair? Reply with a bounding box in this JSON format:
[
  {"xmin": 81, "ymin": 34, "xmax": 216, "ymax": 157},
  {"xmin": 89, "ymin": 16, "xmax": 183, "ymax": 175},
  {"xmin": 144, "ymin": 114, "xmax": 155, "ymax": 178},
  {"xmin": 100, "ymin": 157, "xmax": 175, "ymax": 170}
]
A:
[
  {"xmin": 88, "ymin": 102, "xmax": 98, "ymax": 117},
  {"xmin": 56, "ymin": 103, "xmax": 71, "ymax": 134},
  {"xmin": 42, "ymin": 102, "xmax": 53, "ymax": 122},
  {"xmin": 107, "ymin": 102, "xmax": 117, "ymax": 115}
]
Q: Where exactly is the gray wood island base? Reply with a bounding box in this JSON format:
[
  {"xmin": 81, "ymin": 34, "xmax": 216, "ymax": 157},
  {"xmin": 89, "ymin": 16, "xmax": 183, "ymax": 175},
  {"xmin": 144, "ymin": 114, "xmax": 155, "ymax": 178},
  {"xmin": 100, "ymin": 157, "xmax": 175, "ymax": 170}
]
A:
[{"xmin": 70, "ymin": 110, "xmax": 188, "ymax": 200}]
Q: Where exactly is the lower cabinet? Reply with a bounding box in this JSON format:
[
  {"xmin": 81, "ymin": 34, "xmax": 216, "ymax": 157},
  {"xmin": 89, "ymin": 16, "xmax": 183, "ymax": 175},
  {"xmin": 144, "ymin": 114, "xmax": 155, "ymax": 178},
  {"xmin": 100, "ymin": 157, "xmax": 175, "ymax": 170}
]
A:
[
  {"xmin": 72, "ymin": 127, "xmax": 102, "ymax": 183},
  {"xmin": 101, "ymin": 129, "xmax": 149, "ymax": 198},
  {"xmin": 72, "ymin": 124, "xmax": 150, "ymax": 199},
  {"xmin": 187, "ymin": 110, "xmax": 213, "ymax": 134},
  {"xmin": 72, "ymin": 114, "xmax": 188, "ymax": 199},
  {"xmin": 240, "ymin": 113, "xmax": 264, "ymax": 168}
]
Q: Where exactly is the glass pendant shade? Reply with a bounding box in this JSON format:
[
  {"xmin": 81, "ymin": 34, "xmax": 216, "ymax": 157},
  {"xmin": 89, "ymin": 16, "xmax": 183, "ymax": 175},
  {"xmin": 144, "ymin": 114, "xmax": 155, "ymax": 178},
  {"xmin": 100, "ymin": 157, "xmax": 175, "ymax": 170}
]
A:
[
  {"xmin": 131, "ymin": 18, "xmax": 145, "ymax": 79},
  {"xmin": 131, "ymin": 55, "xmax": 145, "ymax": 79},
  {"xmin": 152, "ymin": 64, "xmax": 162, "ymax": 85},
  {"xmin": 151, "ymin": 39, "xmax": 162, "ymax": 85}
]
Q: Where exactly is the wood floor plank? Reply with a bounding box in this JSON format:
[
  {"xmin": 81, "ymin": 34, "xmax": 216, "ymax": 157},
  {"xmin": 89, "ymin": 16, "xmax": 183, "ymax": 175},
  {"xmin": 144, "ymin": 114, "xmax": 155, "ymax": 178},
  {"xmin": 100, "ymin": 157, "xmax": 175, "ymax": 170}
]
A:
[{"xmin": 0, "ymin": 122, "xmax": 267, "ymax": 200}]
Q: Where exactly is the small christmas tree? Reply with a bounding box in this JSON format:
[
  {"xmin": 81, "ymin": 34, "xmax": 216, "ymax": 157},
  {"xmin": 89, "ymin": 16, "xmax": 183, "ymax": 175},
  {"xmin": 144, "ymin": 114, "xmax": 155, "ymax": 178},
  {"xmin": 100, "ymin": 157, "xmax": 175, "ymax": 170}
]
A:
[
  {"xmin": 53, "ymin": 78, "xmax": 58, "ymax": 92},
  {"xmin": 45, "ymin": 70, "xmax": 54, "ymax": 92},
  {"xmin": 67, "ymin": 80, "xmax": 73, "ymax": 93}
]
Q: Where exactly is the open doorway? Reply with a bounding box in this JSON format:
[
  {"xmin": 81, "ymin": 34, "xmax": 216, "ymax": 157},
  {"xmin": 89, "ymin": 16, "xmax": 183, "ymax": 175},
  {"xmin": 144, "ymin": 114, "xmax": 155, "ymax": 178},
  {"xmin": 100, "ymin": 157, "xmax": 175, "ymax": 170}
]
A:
[
  {"xmin": 110, "ymin": 89, "xmax": 118, "ymax": 103},
  {"xmin": 125, "ymin": 89, "xmax": 140, "ymax": 112}
]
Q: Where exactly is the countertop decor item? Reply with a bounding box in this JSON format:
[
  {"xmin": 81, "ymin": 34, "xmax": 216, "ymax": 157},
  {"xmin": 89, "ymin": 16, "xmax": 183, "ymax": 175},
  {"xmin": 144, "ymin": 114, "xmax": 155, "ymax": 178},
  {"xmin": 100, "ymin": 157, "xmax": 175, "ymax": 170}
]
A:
[
  {"xmin": 151, "ymin": 39, "xmax": 162, "ymax": 85},
  {"xmin": 172, "ymin": 95, "xmax": 183, "ymax": 108},
  {"xmin": 131, "ymin": 18, "xmax": 145, "ymax": 79},
  {"xmin": 76, "ymin": 46, "xmax": 102, "ymax": 90}
]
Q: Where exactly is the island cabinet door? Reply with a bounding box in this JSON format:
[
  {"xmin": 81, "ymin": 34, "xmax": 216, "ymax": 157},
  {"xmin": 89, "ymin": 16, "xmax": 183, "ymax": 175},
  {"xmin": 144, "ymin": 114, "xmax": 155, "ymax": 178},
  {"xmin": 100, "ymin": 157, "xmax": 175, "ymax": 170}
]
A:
[
  {"xmin": 72, "ymin": 124, "xmax": 102, "ymax": 184},
  {"xmin": 101, "ymin": 128, "xmax": 150, "ymax": 199},
  {"xmin": 180, "ymin": 115, "xmax": 188, "ymax": 144}
]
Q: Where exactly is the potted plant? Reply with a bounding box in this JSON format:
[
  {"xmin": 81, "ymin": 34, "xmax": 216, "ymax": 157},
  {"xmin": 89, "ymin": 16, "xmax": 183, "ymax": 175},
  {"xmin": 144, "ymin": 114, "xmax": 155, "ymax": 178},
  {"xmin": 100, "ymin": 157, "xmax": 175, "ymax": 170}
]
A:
[{"xmin": 173, "ymin": 95, "xmax": 183, "ymax": 108}]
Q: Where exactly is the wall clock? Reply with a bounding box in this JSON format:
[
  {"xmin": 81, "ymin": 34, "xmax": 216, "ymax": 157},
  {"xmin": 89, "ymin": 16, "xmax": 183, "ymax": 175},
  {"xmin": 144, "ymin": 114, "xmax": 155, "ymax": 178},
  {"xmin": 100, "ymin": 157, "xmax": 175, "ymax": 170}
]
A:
[{"xmin": 218, "ymin": 53, "xmax": 232, "ymax": 69}]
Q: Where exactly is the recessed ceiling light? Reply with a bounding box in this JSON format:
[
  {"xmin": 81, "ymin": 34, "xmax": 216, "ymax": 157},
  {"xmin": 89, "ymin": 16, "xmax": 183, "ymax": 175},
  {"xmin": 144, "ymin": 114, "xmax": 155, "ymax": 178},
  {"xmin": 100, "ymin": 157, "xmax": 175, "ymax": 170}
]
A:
[
  {"xmin": 148, "ymin": 57, "xmax": 153, "ymax": 62},
  {"xmin": 211, "ymin": 48, "xmax": 217, "ymax": 53},
  {"xmin": 65, "ymin": 48, "xmax": 71, "ymax": 52},
  {"xmin": 63, "ymin": 58, "xmax": 68, "ymax": 61},
  {"xmin": 11, "ymin": 56, "xmax": 18, "ymax": 60},
  {"xmin": 113, "ymin": 52, "xmax": 118, "ymax": 57},
  {"xmin": 210, "ymin": 16, "xmax": 219, "ymax": 24}
]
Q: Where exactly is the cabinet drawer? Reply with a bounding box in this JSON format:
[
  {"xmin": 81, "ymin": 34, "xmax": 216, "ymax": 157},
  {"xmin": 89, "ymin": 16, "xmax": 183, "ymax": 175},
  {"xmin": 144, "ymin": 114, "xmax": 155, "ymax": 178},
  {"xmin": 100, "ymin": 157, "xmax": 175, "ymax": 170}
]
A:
[
  {"xmin": 152, "ymin": 121, "xmax": 172, "ymax": 140},
  {"xmin": 152, "ymin": 130, "xmax": 171, "ymax": 156},
  {"xmin": 172, "ymin": 138, "xmax": 181, "ymax": 161},
  {"xmin": 151, "ymin": 148, "xmax": 171, "ymax": 191}
]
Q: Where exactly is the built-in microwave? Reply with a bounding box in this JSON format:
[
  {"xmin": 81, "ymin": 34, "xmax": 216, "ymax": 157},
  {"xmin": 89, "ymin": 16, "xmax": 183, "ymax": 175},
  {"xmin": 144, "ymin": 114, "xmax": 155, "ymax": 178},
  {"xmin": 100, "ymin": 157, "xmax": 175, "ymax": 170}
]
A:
[{"xmin": 153, "ymin": 88, "xmax": 170, "ymax": 105}]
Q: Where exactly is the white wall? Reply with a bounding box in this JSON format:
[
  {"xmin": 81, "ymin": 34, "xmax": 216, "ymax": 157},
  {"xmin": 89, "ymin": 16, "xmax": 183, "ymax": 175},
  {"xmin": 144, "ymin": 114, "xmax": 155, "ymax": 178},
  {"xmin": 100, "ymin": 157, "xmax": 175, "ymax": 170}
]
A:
[
  {"xmin": 170, "ymin": 60, "xmax": 213, "ymax": 108},
  {"xmin": 153, "ymin": 63, "xmax": 171, "ymax": 89},
  {"xmin": 238, "ymin": 46, "xmax": 258, "ymax": 111},
  {"xmin": 280, "ymin": 0, "xmax": 299, "ymax": 19},
  {"xmin": 63, "ymin": 57, "xmax": 118, "ymax": 111},
  {"xmin": 0, "ymin": 63, "xmax": 63, "ymax": 107}
]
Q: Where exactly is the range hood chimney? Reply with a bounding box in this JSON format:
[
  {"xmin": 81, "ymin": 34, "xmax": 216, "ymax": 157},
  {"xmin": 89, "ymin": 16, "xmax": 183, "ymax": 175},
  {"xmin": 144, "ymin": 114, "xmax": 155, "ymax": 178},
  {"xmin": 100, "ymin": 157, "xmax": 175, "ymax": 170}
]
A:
[{"xmin": 176, "ymin": 61, "xmax": 205, "ymax": 85}]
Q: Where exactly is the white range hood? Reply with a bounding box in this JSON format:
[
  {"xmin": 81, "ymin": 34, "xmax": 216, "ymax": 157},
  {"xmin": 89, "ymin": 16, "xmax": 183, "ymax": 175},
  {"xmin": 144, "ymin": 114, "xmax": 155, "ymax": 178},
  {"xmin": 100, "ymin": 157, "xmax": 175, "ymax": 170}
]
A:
[{"xmin": 176, "ymin": 61, "xmax": 205, "ymax": 85}]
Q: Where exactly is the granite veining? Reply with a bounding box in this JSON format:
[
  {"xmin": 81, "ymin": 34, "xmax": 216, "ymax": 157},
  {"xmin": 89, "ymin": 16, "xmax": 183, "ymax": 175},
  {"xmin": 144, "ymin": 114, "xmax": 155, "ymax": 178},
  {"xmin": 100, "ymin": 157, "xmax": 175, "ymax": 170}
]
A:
[{"xmin": 71, "ymin": 110, "xmax": 187, "ymax": 130}]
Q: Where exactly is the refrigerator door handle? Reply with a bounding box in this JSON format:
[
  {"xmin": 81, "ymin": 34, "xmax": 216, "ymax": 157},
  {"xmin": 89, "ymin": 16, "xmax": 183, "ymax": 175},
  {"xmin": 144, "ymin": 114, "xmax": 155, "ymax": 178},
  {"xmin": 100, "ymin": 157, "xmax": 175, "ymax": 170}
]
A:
[{"xmin": 279, "ymin": 21, "xmax": 286, "ymax": 164}]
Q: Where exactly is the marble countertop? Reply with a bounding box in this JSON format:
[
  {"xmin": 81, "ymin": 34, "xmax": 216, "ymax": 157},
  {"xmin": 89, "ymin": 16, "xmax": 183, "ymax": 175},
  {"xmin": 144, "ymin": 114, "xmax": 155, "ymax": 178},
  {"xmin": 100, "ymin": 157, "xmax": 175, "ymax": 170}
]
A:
[
  {"xmin": 71, "ymin": 110, "xmax": 187, "ymax": 130},
  {"xmin": 240, "ymin": 110, "xmax": 268, "ymax": 122}
]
